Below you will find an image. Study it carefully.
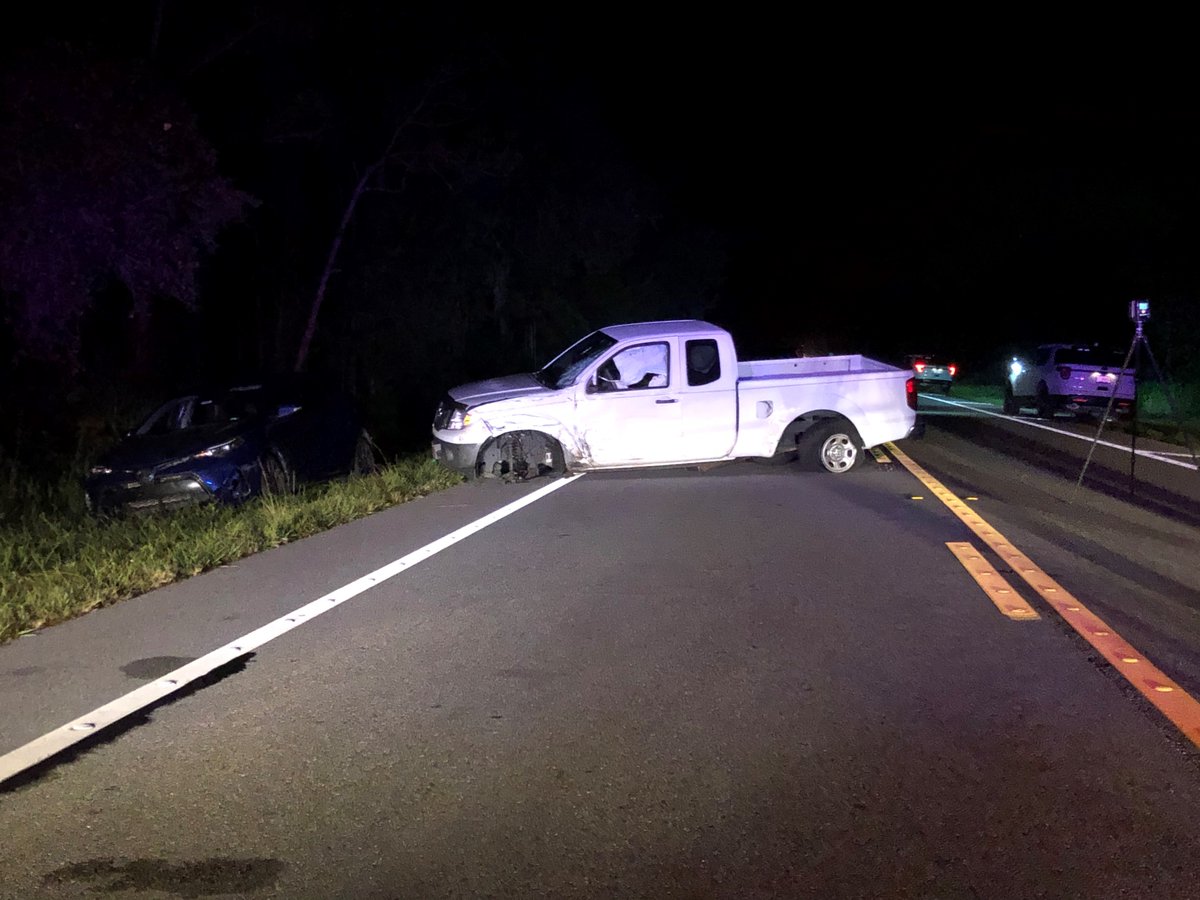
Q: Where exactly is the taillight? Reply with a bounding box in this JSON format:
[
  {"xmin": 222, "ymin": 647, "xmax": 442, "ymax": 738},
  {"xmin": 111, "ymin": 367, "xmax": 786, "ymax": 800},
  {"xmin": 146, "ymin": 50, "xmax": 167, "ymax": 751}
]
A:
[
  {"xmin": 905, "ymin": 377, "xmax": 917, "ymax": 409},
  {"xmin": 1057, "ymin": 366, "xmax": 1072, "ymax": 379},
  {"xmin": 948, "ymin": 364, "xmax": 957, "ymax": 377},
  {"xmin": 913, "ymin": 361, "xmax": 926, "ymax": 373}
]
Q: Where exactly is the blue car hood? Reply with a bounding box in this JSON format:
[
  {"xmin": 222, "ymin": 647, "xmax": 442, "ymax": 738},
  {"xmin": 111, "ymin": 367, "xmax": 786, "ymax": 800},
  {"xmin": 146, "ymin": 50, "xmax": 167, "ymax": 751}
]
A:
[{"xmin": 97, "ymin": 422, "xmax": 252, "ymax": 472}]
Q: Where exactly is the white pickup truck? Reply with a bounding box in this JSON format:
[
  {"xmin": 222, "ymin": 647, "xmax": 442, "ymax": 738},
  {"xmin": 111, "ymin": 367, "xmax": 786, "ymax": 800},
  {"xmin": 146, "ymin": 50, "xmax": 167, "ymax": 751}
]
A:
[{"xmin": 431, "ymin": 320, "xmax": 919, "ymax": 478}]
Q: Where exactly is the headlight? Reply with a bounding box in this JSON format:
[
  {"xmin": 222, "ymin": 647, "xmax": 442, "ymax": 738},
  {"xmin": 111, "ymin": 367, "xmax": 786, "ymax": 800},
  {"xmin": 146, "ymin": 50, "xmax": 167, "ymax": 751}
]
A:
[
  {"xmin": 1009, "ymin": 361, "xmax": 1024, "ymax": 378},
  {"xmin": 445, "ymin": 408, "xmax": 472, "ymax": 430},
  {"xmin": 90, "ymin": 465, "xmax": 112, "ymax": 475},
  {"xmin": 195, "ymin": 436, "xmax": 245, "ymax": 459}
]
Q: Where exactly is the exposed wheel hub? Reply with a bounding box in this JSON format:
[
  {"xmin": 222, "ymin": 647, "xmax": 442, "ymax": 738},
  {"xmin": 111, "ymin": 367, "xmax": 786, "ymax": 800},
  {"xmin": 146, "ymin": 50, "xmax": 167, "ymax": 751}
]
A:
[{"xmin": 822, "ymin": 435, "xmax": 855, "ymax": 472}]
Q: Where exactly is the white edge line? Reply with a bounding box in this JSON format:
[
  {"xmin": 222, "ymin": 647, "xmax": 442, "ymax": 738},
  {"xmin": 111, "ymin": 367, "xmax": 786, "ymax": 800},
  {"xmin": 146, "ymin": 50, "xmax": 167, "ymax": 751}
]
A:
[
  {"xmin": 0, "ymin": 473, "xmax": 585, "ymax": 786},
  {"xmin": 924, "ymin": 395, "xmax": 1199, "ymax": 471}
]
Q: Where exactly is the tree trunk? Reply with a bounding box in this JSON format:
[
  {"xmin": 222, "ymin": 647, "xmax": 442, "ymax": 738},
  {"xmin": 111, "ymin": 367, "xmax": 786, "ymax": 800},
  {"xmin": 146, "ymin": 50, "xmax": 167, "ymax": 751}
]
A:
[
  {"xmin": 293, "ymin": 162, "xmax": 379, "ymax": 372},
  {"xmin": 292, "ymin": 95, "xmax": 427, "ymax": 372}
]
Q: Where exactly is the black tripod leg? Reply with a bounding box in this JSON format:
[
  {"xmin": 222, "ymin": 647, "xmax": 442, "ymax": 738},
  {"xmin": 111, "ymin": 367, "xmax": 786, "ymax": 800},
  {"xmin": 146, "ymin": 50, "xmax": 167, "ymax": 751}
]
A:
[
  {"xmin": 1076, "ymin": 333, "xmax": 1138, "ymax": 489},
  {"xmin": 1129, "ymin": 339, "xmax": 1138, "ymax": 495}
]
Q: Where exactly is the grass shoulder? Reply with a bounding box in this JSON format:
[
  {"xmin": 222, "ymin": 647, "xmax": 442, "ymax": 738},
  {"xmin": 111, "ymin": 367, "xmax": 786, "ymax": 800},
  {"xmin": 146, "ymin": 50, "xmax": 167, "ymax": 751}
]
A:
[
  {"xmin": 0, "ymin": 455, "xmax": 462, "ymax": 644},
  {"xmin": 939, "ymin": 383, "xmax": 1001, "ymax": 404}
]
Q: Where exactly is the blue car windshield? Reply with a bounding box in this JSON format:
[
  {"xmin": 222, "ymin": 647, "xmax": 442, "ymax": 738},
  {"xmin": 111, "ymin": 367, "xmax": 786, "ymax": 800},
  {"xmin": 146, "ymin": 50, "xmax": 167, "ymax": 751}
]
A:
[
  {"xmin": 534, "ymin": 330, "xmax": 618, "ymax": 389},
  {"xmin": 139, "ymin": 390, "xmax": 266, "ymax": 435}
]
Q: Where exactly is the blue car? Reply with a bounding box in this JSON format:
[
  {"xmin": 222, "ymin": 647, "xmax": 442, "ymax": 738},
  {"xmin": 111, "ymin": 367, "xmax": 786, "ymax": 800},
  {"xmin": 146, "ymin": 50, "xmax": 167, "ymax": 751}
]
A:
[{"xmin": 84, "ymin": 379, "xmax": 376, "ymax": 516}]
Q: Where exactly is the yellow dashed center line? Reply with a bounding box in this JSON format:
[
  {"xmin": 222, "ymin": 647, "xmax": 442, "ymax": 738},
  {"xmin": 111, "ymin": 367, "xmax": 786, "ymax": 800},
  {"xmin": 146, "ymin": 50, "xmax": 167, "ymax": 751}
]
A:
[
  {"xmin": 885, "ymin": 441, "xmax": 1200, "ymax": 751},
  {"xmin": 945, "ymin": 541, "xmax": 1040, "ymax": 620}
]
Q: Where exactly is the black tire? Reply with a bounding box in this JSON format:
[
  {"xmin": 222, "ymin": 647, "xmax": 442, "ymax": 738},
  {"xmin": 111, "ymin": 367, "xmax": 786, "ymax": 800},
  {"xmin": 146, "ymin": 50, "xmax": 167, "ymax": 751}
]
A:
[
  {"xmin": 351, "ymin": 430, "xmax": 379, "ymax": 476},
  {"xmin": 259, "ymin": 451, "xmax": 292, "ymax": 496},
  {"xmin": 1035, "ymin": 383, "xmax": 1054, "ymax": 419},
  {"xmin": 798, "ymin": 420, "xmax": 865, "ymax": 474},
  {"xmin": 1002, "ymin": 384, "xmax": 1019, "ymax": 415}
]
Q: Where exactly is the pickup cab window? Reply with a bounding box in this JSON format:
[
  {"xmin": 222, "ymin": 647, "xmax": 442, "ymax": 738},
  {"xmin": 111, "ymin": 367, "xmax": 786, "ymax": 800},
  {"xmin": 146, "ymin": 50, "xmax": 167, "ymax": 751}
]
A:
[
  {"xmin": 594, "ymin": 342, "xmax": 670, "ymax": 392},
  {"xmin": 686, "ymin": 339, "xmax": 721, "ymax": 386}
]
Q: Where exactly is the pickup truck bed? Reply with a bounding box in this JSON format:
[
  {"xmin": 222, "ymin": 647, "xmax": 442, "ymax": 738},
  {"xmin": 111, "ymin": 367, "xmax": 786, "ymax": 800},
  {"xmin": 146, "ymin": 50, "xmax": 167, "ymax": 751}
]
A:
[{"xmin": 738, "ymin": 355, "xmax": 901, "ymax": 380}]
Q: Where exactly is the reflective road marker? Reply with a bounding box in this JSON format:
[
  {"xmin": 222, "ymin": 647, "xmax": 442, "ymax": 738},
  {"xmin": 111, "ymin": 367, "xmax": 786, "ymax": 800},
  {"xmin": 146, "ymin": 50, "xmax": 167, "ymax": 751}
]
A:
[
  {"xmin": 887, "ymin": 442, "xmax": 1200, "ymax": 750},
  {"xmin": 945, "ymin": 541, "xmax": 1040, "ymax": 621},
  {"xmin": 0, "ymin": 474, "xmax": 585, "ymax": 786}
]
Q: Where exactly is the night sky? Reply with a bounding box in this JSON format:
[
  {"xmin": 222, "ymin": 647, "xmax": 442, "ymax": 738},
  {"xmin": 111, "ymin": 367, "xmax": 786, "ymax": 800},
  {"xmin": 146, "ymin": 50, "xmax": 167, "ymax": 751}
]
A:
[{"xmin": 3, "ymin": 5, "xmax": 1199, "ymax": 456}]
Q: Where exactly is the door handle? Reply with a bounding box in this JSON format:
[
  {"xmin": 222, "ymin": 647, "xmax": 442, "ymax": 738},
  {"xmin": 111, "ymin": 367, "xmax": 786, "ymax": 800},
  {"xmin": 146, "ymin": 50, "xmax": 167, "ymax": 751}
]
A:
[{"xmin": 656, "ymin": 398, "xmax": 677, "ymax": 404}]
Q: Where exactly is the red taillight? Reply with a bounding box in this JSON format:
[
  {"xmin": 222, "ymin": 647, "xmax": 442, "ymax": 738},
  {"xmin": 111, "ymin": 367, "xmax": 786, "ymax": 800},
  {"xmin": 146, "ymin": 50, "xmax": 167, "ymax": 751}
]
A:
[
  {"xmin": 1057, "ymin": 366, "xmax": 1072, "ymax": 379},
  {"xmin": 948, "ymin": 364, "xmax": 957, "ymax": 377},
  {"xmin": 906, "ymin": 377, "xmax": 917, "ymax": 409},
  {"xmin": 913, "ymin": 361, "xmax": 926, "ymax": 373}
]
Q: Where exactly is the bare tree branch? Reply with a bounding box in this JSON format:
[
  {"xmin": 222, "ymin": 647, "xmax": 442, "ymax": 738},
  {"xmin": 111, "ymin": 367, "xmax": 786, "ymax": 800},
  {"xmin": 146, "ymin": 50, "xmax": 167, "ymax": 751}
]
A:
[
  {"xmin": 292, "ymin": 92, "xmax": 432, "ymax": 372},
  {"xmin": 150, "ymin": 0, "xmax": 166, "ymax": 59},
  {"xmin": 185, "ymin": 15, "xmax": 275, "ymax": 78}
]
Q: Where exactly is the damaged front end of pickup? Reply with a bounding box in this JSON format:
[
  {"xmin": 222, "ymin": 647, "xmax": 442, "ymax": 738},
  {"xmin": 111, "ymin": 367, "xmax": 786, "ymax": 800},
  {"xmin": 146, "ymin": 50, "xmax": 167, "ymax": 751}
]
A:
[{"xmin": 431, "ymin": 397, "xmax": 572, "ymax": 482}]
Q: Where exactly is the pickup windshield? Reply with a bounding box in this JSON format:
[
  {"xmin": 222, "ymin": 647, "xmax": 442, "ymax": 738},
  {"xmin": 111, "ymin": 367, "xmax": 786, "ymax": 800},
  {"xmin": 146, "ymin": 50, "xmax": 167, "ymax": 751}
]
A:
[{"xmin": 534, "ymin": 330, "xmax": 618, "ymax": 389}]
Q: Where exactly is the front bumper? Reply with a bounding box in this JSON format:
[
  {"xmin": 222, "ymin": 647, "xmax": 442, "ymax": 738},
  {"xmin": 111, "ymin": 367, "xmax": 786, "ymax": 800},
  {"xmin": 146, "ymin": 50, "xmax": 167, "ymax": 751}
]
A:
[
  {"xmin": 913, "ymin": 376, "xmax": 953, "ymax": 390},
  {"xmin": 86, "ymin": 473, "xmax": 214, "ymax": 516},
  {"xmin": 84, "ymin": 456, "xmax": 257, "ymax": 516},
  {"xmin": 431, "ymin": 437, "xmax": 483, "ymax": 478}
]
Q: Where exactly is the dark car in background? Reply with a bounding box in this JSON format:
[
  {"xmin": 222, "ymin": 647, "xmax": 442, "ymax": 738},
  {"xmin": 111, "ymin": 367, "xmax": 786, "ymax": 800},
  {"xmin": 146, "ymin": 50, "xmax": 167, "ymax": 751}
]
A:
[
  {"xmin": 85, "ymin": 378, "xmax": 376, "ymax": 516},
  {"xmin": 902, "ymin": 354, "xmax": 957, "ymax": 394}
]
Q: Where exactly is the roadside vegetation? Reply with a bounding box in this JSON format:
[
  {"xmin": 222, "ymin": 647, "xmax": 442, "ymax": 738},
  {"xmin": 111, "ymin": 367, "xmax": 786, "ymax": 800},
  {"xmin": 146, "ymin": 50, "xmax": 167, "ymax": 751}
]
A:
[
  {"xmin": 939, "ymin": 379, "xmax": 1200, "ymax": 446},
  {"xmin": 0, "ymin": 457, "xmax": 461, "ymax": 644}
]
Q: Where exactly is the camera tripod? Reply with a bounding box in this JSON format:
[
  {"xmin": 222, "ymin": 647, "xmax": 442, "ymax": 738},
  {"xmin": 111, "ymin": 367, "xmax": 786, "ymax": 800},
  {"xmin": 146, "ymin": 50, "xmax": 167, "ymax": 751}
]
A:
[{"xmin": 1076, "ymin": 301, "xmax": 1198, "ymax": 492}]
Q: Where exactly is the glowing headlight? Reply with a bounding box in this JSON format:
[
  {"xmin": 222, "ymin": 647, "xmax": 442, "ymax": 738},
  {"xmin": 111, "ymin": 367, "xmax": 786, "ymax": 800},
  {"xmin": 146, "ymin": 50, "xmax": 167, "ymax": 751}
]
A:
[
  {"xmin": 195, "ymin": 436, "xmax": 245, "ymax": 459},
  {"xmin": 1009, "ymin": 360, "xmax": 1024, "ymax": 378},
  {"xmin": 445, "ymin": 408, "xmax": 472, "ymax": 430},
  {"xmin": 90, "ymin": 465, "xmax": 112, "ymax": 475}
]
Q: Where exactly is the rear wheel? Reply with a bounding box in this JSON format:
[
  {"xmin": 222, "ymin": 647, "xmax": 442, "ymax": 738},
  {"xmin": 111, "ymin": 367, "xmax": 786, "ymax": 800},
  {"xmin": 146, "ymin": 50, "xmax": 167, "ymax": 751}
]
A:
[
  {"xmin": 1035, "ymin": 383, "xmax": 1054, "ymax": 419},
  {"xmin": 799, "ymin": 420, "xmax": 864, "ymax": 474},
  {"xmin": 1002, "ymin": 384, "xmax": 1019, "ymax": 415},
  {"xmin": 351, "ymin": 430, "xmax": 379, "ymax": 476}
]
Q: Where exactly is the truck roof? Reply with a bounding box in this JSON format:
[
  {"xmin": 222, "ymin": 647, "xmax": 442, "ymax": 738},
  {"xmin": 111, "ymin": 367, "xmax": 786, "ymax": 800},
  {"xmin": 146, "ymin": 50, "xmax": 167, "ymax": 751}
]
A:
[{"xmin": 600, "ymin": 320, "xmax": 725, "ymax": 341}]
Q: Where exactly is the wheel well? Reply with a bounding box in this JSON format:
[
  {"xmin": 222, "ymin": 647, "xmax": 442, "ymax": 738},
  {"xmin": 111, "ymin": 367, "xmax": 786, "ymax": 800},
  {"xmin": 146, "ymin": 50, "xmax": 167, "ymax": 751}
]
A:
[
  {"xmin": 476, "ymin": 430, "xmax": 565, "ymax": 480},
  {"xmin": 786, "ymin": 412, "xmax": 856, "ymax": 445}
]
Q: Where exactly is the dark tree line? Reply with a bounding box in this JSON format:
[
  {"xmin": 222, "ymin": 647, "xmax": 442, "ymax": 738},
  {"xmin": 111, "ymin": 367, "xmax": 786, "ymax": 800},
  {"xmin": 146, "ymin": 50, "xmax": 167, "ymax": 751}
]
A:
[{"xmin": 0, "ymin": 6, "xmax": 728, "ymax": 487}]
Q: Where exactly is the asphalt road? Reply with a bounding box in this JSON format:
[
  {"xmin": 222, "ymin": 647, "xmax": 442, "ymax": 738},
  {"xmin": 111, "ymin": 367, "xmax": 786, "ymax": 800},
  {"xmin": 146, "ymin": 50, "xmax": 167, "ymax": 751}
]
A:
[{"xmin": 2, "ymin": 406, "xmax": 1200, "ymax": 899}]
